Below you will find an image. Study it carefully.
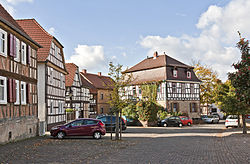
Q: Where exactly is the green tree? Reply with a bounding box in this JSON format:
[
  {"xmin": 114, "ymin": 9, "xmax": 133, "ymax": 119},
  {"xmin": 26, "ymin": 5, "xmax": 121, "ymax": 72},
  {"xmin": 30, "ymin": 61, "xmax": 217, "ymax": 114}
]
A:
[
  {"xmin": 108, "ymin": 62, "xmax": 132, "ymax": 140},
  {"xmin": 193, "ymin": 61, "xmax": 219, "ymax": 113},
  {"xmin": 228, "ymin": 34, "xmax": 250, "ymax": 134}
]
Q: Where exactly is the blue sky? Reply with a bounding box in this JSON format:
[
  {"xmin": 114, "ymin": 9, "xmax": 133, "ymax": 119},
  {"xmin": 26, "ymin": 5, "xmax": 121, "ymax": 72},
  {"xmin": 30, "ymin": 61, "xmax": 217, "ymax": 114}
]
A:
[{"xmin": 1, "ymin": 0, "xmax": 249, "ymax": 81}]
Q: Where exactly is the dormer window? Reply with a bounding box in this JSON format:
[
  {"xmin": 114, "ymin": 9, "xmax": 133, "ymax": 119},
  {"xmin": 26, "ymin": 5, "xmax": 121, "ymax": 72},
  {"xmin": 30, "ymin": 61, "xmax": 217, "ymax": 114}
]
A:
[
  {"xmin": 187, "ymin": 71, "xmax": 191, "ymax": 79},
  {"xmin": 173, "ymin": 70, "xmax": 178, "ymax": 78}
]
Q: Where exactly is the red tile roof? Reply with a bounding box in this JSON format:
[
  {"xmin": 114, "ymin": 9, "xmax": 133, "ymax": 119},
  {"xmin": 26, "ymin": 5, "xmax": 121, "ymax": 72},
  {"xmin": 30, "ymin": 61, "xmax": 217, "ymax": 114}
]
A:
[
  {"xmin": 16, "ymin": 19, "xmax": 59, "ymax": 62},
  {"xmin": 80, "ymin": 72, "xmax": 114, "ymax": 91},
  {"xmin": 65, "ymin": 63, "xmax": 78, "ymax": 87},
  {"xmin": 124, "ymin": 54, "xmax": 190, "ymax": 73},
  {"xmin": 124, "ymin": 52, "xmax": 201, "ymax": 83},
  {"xmin": 0, "ymin": 4, "xmax": 40, "ymax": 47}
]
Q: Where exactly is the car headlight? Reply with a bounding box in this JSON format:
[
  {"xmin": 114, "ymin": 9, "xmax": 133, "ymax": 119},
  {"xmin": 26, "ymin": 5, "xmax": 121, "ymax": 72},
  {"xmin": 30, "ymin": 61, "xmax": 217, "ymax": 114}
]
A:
[
  {"xmin": 161, "ymin": 120, "xmax": 165, "ymax": 122},
  {"xmin": 51, "ymin": 127, "xmax": 59, "ymax": 130}
]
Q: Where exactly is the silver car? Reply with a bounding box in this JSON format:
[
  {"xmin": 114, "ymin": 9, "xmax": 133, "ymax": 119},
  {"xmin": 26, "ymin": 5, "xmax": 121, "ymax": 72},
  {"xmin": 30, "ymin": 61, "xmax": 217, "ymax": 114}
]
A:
[{"xmin": 203, "ymin": 115, "xmax": 219, "ymax": 124}]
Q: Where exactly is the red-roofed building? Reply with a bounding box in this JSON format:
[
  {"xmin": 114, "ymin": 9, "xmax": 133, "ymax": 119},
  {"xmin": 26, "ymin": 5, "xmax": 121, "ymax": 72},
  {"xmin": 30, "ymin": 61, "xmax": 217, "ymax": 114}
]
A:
[
  {"xmin": 124, "ymin": 52, "xmax": 201, "ymax": 119},
  {"xmin": 80, "ymin": 70, "xmax": 114, "ymax": 117},
  {"xmin": 0, "ymin": 4, "xmax": 41, "ymax": 144},
  {"xmin": 65, "ymin": 63, "xmax": 90, "ymax": 119},
  {"xmin": 16, "ymin": 19, "xmax": 68, "ymax": 133}
]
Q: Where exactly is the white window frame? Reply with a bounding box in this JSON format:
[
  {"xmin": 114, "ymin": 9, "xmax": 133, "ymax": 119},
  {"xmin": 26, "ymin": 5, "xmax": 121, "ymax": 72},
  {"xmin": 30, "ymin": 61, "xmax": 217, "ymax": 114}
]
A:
[
  {"xmin": 14, "ymin": 80, "xmax": 20, "ymax": 105},
  {"xmin": 0, "ymin": 28, "xmax": 7, "ymax": 57},
  {"xmin": 49, "ymin": 68, "xmax": 53, "ymax": 84},
  {"xmin": 14, "ymin": 38, "xmax": 20, "ymax": 62},
  {"xmin": 60, "ymin": 73, "xmax": 63, "ymax": 88},
  {"xmin": 187, "ymin": 71, "xmax": 191, "ymax": 79},
  {"xmin": 21, "ymin": 81, "xmax": 26, "ymax": 105},
  {"xmin": 173, "ymin": 70, "xmax": 178, "ymax": 78},
  {"xmin": 0, "ymin": 76, "xmax": 7, "ymax": 104},
  {"xmin": 21, "ymin": 42, "xmax": 26, "ymax": 65}
]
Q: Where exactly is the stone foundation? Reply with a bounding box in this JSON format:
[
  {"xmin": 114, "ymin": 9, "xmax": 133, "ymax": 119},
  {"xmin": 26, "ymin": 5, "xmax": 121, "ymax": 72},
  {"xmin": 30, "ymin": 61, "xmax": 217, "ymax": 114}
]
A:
[{"xmin": 0, "ymin": 116, "xmax": 38, "ymax": 144}]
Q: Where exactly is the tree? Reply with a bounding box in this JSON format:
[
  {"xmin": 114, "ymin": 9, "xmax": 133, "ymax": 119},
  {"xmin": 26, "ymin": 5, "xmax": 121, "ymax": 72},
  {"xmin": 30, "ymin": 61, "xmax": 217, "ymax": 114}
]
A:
[
  {"xmin": 193, "ymin": 61, "xmax": 219, "ymax": 114},
  {"xmin": 228, "ymin": 33, "xmax": 250, "ymax": 134},
  {"xmin": 108, "ymin": 62, "xmax": 132, "ymax": 140}
]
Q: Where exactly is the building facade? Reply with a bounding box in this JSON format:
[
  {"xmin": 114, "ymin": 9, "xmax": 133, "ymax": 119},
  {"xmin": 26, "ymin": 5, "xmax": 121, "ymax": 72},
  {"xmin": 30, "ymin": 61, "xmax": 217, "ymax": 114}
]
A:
[
  {"xmin": 80, "ymin": 70, "xmax": 113, "ymax": 117},
  {"xmin": 124, "ymin": 52, "xmax": 201, "ymax": 118},
  {"xmin": 17, "ymin": 19, "xmax": 68, "ymax": 133},
  {"xmin": 65, "ymin": 63, "xmax": 90, "ymax": 120},
  {"xmin": 0, "ymin": 5, "xmax": 41, "ymax": 144}
]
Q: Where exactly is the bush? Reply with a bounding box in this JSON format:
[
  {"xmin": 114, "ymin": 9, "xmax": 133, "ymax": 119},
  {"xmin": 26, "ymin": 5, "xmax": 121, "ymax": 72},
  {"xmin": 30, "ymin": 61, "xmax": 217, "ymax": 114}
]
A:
[
  {"xmin": 65, "ymin": 108, "xmax": 74, "ymax": 113},
  {"xmin": 157, "ymin": 110, "xmax": 171, "ymax": 120},
  {"xmin": 136, "ymin": 100, "xmax": 163, "ymax": 122}
]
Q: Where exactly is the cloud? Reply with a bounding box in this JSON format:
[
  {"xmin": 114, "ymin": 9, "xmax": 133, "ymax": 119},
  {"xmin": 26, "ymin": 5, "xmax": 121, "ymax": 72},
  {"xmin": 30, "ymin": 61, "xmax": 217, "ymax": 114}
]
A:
[
  {"xmin": 48, "ymin": 27, "xmax": 56, "ymax": 35},
  {"xmin": 140, "ymin": 0, "xmax": 250, "ymax": 81},
  {"xmin": 0, "ymin": 0, "xmax": 33, "ymax": 16},
  {"xmin": 67, "ymin": 45, "xmax": 107, "ymax": 72},
  {"xmin": 6, "ymin": 0, "xmax": 33, "ymax": 5},
  {"xmin": 122, "ymin": 52, "xmax": 127, "ymax": 57},
  {"xmin": 176, "ymin": 13, "xmax": 187, "ymax": 17}
]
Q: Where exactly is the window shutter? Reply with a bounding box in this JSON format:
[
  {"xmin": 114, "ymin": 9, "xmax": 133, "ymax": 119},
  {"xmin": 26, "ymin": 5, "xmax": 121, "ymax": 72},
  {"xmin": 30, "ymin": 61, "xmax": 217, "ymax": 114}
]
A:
[
  {"xmin": 7, "ymin": 78, "xmax": 13, "ymax": 102},
  {"xmin": 170, "ymin": 103, "xmax": 173, "ymax": 112},
  {"xmin": 177, "ymin": 103, "xmax": 179, "ymax": 112},
  {"xmin": 26, "ymin": 45, "xmax": 30, "ymax": 64},
  {"xmin": 194, "ymin": 103, "xmax": 197, "ymax": 112},
  {"xmin": 190, "ymin": 103, "xmax": 192, "ymax": 113},
  {"xmin": 26, "ymin": 83, "xmax": 30, "ymax": 104},
  {"xmin": 13, "ymin": 36, "xmax": 16, "ymax": 58},
  {"xmin": 12, "ymin": 79, "xmax": 16, "ymax": 103},
  {"xmin": 8, "ymin": 34, "xmax": 13, "ymax": 57}
]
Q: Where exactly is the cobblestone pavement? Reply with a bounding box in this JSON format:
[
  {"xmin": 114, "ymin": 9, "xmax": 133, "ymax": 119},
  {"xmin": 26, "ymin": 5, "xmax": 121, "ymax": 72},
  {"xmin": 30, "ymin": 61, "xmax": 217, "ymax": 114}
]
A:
[{"xmin": 0, "ymin": 123, "xmax": 249, "ymax": 164}]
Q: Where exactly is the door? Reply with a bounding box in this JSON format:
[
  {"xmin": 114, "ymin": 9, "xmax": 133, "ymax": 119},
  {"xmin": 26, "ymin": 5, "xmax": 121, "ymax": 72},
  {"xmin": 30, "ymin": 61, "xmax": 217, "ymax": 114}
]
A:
[
  {"xmin": 167, "ymin": 117, "xmax": 176, "ymax": 126},
  {"xmin": 65, "ymin": 120, "xmax": 84, "ymax": 136},
  {"xmin": 81, "ymin": 119, "xmax": 98, "ymax": 135}
]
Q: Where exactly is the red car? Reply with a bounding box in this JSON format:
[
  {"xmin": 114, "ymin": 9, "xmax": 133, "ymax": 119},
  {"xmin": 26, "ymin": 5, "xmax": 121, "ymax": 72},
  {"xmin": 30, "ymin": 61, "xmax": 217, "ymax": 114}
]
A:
[
  {"xmin": 50, "ymin": 118, "xmax": 106, "ymax": 139},
  {"xmin": 179, "ymin": 116, "xmax": 193, "ymax": 126}
]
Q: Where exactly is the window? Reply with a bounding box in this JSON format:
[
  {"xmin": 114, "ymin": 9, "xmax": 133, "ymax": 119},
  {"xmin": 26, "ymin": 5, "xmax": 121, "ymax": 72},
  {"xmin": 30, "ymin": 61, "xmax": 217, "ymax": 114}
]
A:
[
  {"xmin": 172, "ymin": 83, "xmax": 177, "ymax": 93},
  {"xmin": 20, "ymin": 81, "xmax": 26, "ymax": 104},
  {"xmin": 71, "ymin": 120, "xmax": 84, "ymax": 127},
  {"xmin": 157, "ymin": 85, "xmax": 161, "ymax": 93},
  {"xmin": 49, "ymin": 68, "xmax": 53, "ymax": 84},
  {"xmin": 101, "ymin": 107, "xmax": 104, "ymax": 114},
  {"xmin": 133, "ymin": 87, "xmax": 136, "ymax": 96},
  {"xmin": 181, "ymin": 83, "xmax": 185, "ymax": 94},
  {"xmin": 60, "ymin": 74, "xmax": 63, "ymax": 88},
  {"xmin": 173, "ymin": 70, "xmax": 178, "ymax": 78},
  {"xmin": 0, "ymin": 76, "xmax": 7, "ymax": 104},
  {"xmin": 139, "ymin": 88, "xmax": 142, "ymax": 95},
  {"xmin": 0, "ymin": 29, "xmax": 7, "ymax": 56},
  {"xmin": 173, "ymin": 103, "xmax": 178, "ymax": 112},
  {"xmin": 50, "ymin": 101, "xmax": 53, "ymax": 114},
  {"xmin": 187, "ymin": 71, "xmax": 191, "ymax": 79},
  {"xmin": 21, "ymin": 42, "xmax": 26, "ymax": 65},
  {"xmin": 14, "ymin": 80, "xmax": 19, "ymax": 104},
  {"xmin": 101, "ymin": 93, "xmax": 103, "ymax": 100},
  {"xmin": 15, "ymin": 38, "xmax": 20, "ymax": 62},
  {"xmin": 85, "ymin": 120, "xmax": 97, "ymax": 125},
  {"xmin": 190, "ymin": 103, "xmax": 197, "ymax": 112},
  {"xmin": 190, "ymin": 84, "xmax": 194, "ymax": 94}
]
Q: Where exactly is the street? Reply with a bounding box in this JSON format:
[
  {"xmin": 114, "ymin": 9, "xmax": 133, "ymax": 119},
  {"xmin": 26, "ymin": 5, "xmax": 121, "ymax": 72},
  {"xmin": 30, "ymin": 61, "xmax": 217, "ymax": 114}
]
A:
[{"xmin": 0, "ymin": 123, "xmax": 249, "ymax": 164}]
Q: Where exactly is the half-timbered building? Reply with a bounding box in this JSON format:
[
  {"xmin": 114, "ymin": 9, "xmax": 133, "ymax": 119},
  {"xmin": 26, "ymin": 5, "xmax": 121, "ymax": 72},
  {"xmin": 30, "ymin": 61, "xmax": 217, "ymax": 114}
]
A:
[
  {"xmin": 123, "ymin": 52, "xmax": 201, "ymax": 118},
  {"xmin": 16, "ymin": 19, "xmax": 68, "ymax": 133},
  {"xmin": 0, "ymin": 5, "xmax": 41, "ymax": 144},
  {"xmin": 80, "ymin": 70, "xmax": 113, "ymax": 117},
  {"xmin": 65, "ymin": 63, "xmax": 90, "ymax": 119}
]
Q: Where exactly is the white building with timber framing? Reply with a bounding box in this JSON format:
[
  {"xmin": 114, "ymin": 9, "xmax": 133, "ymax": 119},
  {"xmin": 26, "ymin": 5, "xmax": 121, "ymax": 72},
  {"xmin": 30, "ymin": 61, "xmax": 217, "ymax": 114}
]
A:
[
  {"xmin": 17, "ymin": 19, "xmax": 68, "ymax": 134},
  {"xmin": 123, "ymin": 52, "xmax": 202, "ymax": 119}
]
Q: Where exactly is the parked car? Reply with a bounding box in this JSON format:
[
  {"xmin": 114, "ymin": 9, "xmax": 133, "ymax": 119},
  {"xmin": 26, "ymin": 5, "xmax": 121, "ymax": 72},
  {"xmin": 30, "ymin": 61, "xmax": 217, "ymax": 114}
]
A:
[
  {"xmin": 159, "ymin": 116, "xmax": 183, "ymax": 127},
  {"xmin": 50, "ymin": 118, "xmax": 106, "ymax": 139},
  {"xmin": 225, "ymin": 115, "xmax": 238, "ymax": 128},
  {"xmin": 201, "ymin": 115, "xmax": 208, "ymax": 120},
  {"xmin": 179, "ymin": 116, "xmax": 193, "ymax": 126},
  {"xmin": 202, "ymin": 115, "xmax": 219, "ymax": 124},
  {"xmin": 96, "ymin": 115, "xmax": 127, "ymax": 131}
]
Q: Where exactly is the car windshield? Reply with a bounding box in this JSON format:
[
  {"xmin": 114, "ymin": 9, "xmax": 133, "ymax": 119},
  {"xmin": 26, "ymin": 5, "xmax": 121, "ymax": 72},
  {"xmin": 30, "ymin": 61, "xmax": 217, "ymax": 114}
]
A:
[{"xmin": 227, "ymin": 115, "xmax": 238, "ymax": 119}]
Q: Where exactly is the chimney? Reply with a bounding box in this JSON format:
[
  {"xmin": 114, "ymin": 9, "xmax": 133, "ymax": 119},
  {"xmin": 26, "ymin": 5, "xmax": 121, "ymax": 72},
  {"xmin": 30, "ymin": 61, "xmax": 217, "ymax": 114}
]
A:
[
  {"xmin": 153, "ymin": 51, "xmax": 158, "ymax": 59},
  {"xmin": 98, "ymin": 72, "xmax": 102, "ymax": 76},
  {"xmin": 82, "ymin": 69, "xmax": 87, "ymax": 74}
]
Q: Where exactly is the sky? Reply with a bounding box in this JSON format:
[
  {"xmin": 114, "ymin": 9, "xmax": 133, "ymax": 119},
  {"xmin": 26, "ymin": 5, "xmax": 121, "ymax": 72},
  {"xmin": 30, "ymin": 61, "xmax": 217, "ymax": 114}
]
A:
[{"xmin": 1, "ymin": 0, "xmax": 249, "ymax": 81}]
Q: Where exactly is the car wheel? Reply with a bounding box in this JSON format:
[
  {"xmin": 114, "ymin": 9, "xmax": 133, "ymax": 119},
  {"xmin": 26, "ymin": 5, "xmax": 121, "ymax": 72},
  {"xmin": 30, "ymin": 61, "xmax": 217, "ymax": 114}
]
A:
[
  {"xmin": 211, "ymin": 120, "xmax": 214, "ymax": 124},
  {"xmin": 163, "ymin": 123, "xmax": 168, "ymax": 127},
  {"xmin": 187, "ymin": 122, "xmax": 191, "ymax": 126},
  {"xmin": 57, "ymin": 131, "xmax": 65, "ymax": 139},
  {"xmin": 179, "ymin": 123, "xmax": 183, "ymax": 127},
  {"xmin": 226, "ymin": 126, "xmax": 228, "ymax": 128},
  {"xmin": 93, "ymin": 132, "xmax": 101, "ymax": 140}
]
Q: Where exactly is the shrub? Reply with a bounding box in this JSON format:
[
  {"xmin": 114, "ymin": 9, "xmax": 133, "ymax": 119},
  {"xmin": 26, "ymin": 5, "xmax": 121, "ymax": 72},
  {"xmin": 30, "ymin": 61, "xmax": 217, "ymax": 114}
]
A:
[{"xmin": 65, "ymin": 108, "xmax": 74, "ymax": 113}]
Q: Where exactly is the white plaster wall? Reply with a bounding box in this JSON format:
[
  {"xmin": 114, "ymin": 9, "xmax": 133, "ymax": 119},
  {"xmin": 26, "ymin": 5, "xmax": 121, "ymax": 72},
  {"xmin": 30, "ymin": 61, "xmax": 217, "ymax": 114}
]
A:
[{"xmin": 37, "ymin": 64, "xmax": 46, "ymax": 122}]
